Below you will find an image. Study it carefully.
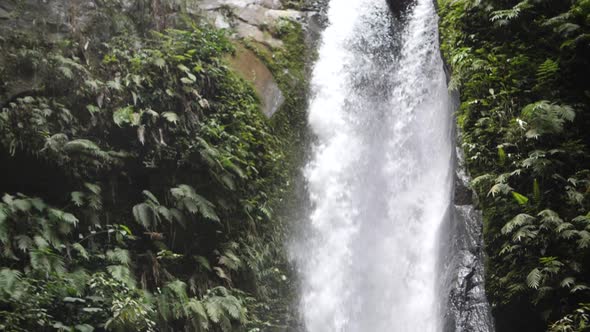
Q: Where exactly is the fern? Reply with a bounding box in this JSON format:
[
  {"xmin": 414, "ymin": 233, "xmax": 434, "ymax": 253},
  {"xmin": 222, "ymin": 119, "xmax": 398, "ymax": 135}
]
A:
[
  {"xmin": 164, "ymin": 280, "xmax": 189, "ymax": 302},
  {"xmin": 171, "ymin": 185, "xmax": 220, "ymax": 222},
  {"xmin": 72, "ymin": 243, "xmax": 89, "ymax": 260},
  {"xmin": 187, "ymin": 299, "xmax": 210, "ymax": 330},
  {"xmin": 527, "ymin": 268, "xmax": 542, "ymax": 289},
  {"xmin": 502, "ymin": 213, "xmax": 534, "ymax": 235},
  {"xmin": 560, "ymin": 277, "xmax": 576, "ymax": 289},
  {"xmin": 204, "ymin": 299, "xmax": 222, "ymax": 324},
  {"xmin": 133, "ymin": 203, "xmax": 158, "ymax": 229},
  {"xmin": 15, "ymin": 235, "xmax": 32, "ymax": 252},
  {"xmin": 488, "ymin": 183, "xmax": 513, "ymax": 197},
  {"xmin": 0, "ymin": 268, "xmax": 23, "ymax": 297},
  {"xmin": 490, "ymin": 1, "xmax": 531, "ymax": 25},
  {"xmin": 536, "ymin": 59, "xmax": 559, "ymax": 82},
  {"xmin": 106, "ymin": 248, "xmax": 131, "ymax": 266},
  {"xmin": 538, "ymin": 209, "xmax": 563, "ymax": 227},
  {"xmin": 521, "ymin": 101, "xmax": 575, "ymax": 138},
  {"xmin": 107, "ymin": 265, "xmax": 136, "ymax": 288},
  {"xmin": 470, "ymin": 173, "xmax": 495, "ymax": 189},
  {"xmin": 577, "ymin": 230, "xmax": 590, "ymax": 249}
]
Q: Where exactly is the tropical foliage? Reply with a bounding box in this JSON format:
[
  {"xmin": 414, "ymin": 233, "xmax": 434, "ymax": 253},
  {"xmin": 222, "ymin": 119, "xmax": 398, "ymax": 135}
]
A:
[
  {"xmin": 438, "ymin": 0, "xmax": 590, "ymax": 330},
  {"xmin": 0, "ymin": 2, "xmax": 305, "ymax": 330}
]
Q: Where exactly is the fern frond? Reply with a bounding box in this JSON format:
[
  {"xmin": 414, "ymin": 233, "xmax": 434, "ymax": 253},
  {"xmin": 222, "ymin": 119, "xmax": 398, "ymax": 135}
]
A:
[
  {"xmin": 107, "ymin": 265, "xmax": 136, "ymax": 287},
  {"xmin": 133, "ymin": 202, "xmax": 158, "ymax": 229},
  {"xmin": 488, "ymin": 183, "xmax": 513, "ymax": 197},
  {"xmin": 502, "ymin": 214, "xmax": 534, "ymax": 236},
  {"xmin": 490, "ymin": 1, "xmax": 531, "ymax": 25},
  {"xmin": 171, "ymin": 185, "xmax": 220, "ymax": 222},
  {"xmin": 106, "ymin": 248, "xmax": 131, "ymax": 266},
  {"xmin": 72, "ymin": 243, "xmax": 89, "ymax": 260},
  {"xmin": 536, "ymin": 59, "xmax": 559, "ymax": 82},
  {"xmin": 0, "ymin": 268, "xmax": 23, "ymax": 297},
  {"xmin": 187, "ymin": 299, "xmax": 210, "ymax": 330},
  {"xmin": 527, "ymin": 268, "xmax": 542, "ymax": 289},
  {"xmin": 577, "ymin": 230, "xmax": 590, "ymax": 249},
  {"xmin": 560, "ymin": 277, "xmax": 575, "ymax": 288}
]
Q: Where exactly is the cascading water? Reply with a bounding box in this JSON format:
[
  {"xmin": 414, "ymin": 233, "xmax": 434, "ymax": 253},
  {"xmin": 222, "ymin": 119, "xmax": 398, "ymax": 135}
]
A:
[{"xmin": 295, "ymin": 0, "xmax": 462, "ymax": 330}]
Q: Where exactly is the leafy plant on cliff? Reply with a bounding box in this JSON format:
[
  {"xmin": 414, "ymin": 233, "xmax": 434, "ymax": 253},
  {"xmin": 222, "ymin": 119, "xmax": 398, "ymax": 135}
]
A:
[
  {"xmin": 438, "ymin": 0, "xmax": 590, "ymax": 330},
  {"xmin": 0, "ymin": 15, "xmax": 293, "ymax": 331}
]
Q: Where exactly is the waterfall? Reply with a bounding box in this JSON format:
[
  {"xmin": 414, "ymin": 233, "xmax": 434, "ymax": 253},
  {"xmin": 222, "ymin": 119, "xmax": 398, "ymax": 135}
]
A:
[{"xmin": 295, "ymin": 0, "xmax": 458, "ymax": 330}]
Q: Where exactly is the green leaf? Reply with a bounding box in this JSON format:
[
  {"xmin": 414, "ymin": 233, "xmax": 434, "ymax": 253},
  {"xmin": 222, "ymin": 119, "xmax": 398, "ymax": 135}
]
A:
[
  {"xmin": 48, "ymin": 208, "xmax": 79, "ymax": 226},
  {"xmin": 106, "ymin": 78, "xmax": 123, "ymax": 91},
  {"xmin": 113, "ymin": 106, "xmax": 135, "ymax": 127},
  {"xmin": 71, "ymin": 192, "xmax": 84, "ymax": 207},
  {"xmin": 204, "ymin": 299, "xmax": 222, "ymax": 323},
  {"xmin": 560, "ymin": 277, "xmax": 575, "ymax": 288},
  {"xmin": 177, "ymin": 64, "xmax": 190, "ymax": 73},
  {"xmin": 186, "ymin": 299, "xmax": 209, "ymax": 329},
  {"xmin": 106, "ymin": 248, "xmax": 131, "ymax": 266},
  {"xmin": 577, "ymin": 230, "xmax": 590, "ymax": 249},
  {"xmin": 502, "ymin": 214, "xmax": 534, "ymax": 234},
  {"xmin": 118, "ymin": 224, "xmax": 133, "ymax": 236},
  {"xmin": 162, "ymin": 112, "xmax": 179, "ymax": 124},
  {"xmin": 75, "ymin": 324, "xmax": 94, "ymax": 332},
  {"xmin": 196, "ymin": 255, "xmax": 212, "ymax": 271},
  {"xmin": 142, "ymin": 190, "xmax": 160, "ymax": 205},
  {"xmin": 63, "ymin": 296, "xmax": 86, "ymax": 303},
  {"xmin": 15, "ymin": 235, "xmax": 32, "ymax": 252},
  {"xmin": 107, "ymin": 265, "xmax": 135, "ymax": 287},
  {"xmin": 488, "ymin": 183, "xmax": 513, "ymax": 197},
  {"xmin": 13, "ymin": 199, "xmax": 32, "ymax": 212},
  {"xmin": 133, "ymin": 203, "xmax": 156, "ymax": 229},
  {"xmin": 527, "ymin": 268, "xmax": 542, "ymax": 289},
  {"xmin": 571, "ymin": 284, "xmax": 590, "ymax": 293},
  {"xmin": 0, "ymin": 268, "xmax": 22, "ymax": 295},
  {"xmin": 58, "ymin": 66, "xmax": 73, "ymax": 78},
  {"xmin": 154, "ymin": 58, "xmax": 166, "ymax": 68},
  {"xmin": 213, "ymin": 267, "xmax": 231, "ymax": 283},
  {"xmin": 84, "ymin": 183, "xmax": 102, "ymax": 195},
  {"xmin": 511, "ymin": 191, "xmax": 529, "ymax": 205},
  {"xmin": 180, "ymin": 77, "xmax": 193, "ymax": 84},
  {"xmin": 86, "ymin": 104, "xmax": 100, "ymax": 114},
  {"xmin": 72, "ymin": 243, "xmax": 89, "ymax": 260},
  {"xmin": 498, "ymin": 146, "xmax": 506, "ymax": 165}
]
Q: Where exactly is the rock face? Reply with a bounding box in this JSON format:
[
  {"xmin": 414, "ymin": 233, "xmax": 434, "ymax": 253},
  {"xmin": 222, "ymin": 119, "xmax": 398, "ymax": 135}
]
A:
[
  {"xmin": 195, "ymin": 0, "xmax": 307, "ymax": 48},
  {"xmin": 227, "ymin": 44, "xmax": 284, "ymax": 117},
  {"xmin": 386, "ymin": 0, "xmax": 414, "ymax": 17},
  {"xmin": 0, "ymin": 0, "xmax": 316, "ymax": 118},
  {"xmin": 194, "ymin": 0, "xmax": 323, "ymax": 117},
  {"xmin": 438, "ymin": 93, "xmax": 496, "ymax": 332}
]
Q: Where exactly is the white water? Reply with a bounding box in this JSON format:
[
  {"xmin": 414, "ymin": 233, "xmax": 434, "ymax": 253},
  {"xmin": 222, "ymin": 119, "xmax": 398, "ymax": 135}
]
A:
[{"xmin": 296, "ymin": 0, "xmax": 454, "ymax": 330}]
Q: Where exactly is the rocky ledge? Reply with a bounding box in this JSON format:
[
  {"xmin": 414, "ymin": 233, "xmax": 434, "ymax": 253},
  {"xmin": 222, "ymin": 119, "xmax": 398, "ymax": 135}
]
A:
[{"xmin": 0, "ymin": 0, "xmax": 323, "ymax": 118}]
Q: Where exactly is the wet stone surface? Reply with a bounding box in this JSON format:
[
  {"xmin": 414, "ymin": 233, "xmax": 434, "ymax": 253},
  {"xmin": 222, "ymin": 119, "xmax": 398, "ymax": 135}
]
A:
[{"xmin": 439, "ymin": 145, "xmax": 495, "ymax": 332}]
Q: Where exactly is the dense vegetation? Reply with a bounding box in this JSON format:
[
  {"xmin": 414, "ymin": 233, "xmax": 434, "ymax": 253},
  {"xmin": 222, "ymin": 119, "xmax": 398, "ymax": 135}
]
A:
[
  {"xmin": 0, "ymin": 2, "xmax": 308, "ymax": 331},
  {"xmin": 438, "ymin": 0, "xmax": 590, "ymax": 330}
]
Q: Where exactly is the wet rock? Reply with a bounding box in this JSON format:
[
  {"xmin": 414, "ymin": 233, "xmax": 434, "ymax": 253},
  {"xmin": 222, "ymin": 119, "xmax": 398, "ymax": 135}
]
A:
[
  {"xmin": 454, "ymin": 145, "xmax": 475, "ymax": 206},
  {"xmin": 440, "ymin": 204, "xmax": 495, "ymax": 332},
  {"xmin": 234, "ymin": 20, "xmax": 284, "ymax": 48},
  {"xmin": 386, "ymin": 0, "xmax": 414, "ymax": 17},
  {"xmin": 439, "ymin": 129, "xmax": 495, "ymax": 332},
  {"xmin": 227, "ymin": 45, "xmax": 285, "ymax": 117},
  {"xmin": 195, "ymin": 0, "xmax": 309, "ymax": 49}
]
